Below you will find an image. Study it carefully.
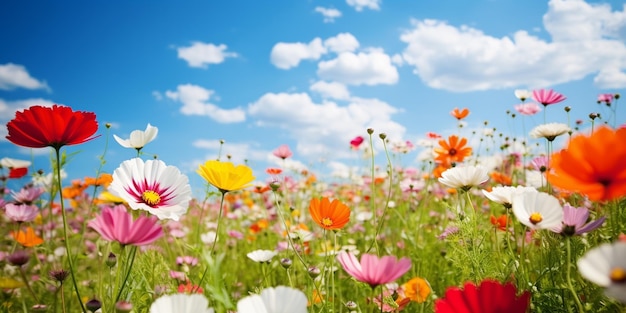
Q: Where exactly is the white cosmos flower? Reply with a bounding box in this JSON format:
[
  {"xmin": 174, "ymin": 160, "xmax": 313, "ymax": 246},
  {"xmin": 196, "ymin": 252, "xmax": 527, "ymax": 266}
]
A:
[
  {"xmin": 578, "ymin": 242, "xmax": 626, "ymax": 303},
  {"xmin": 438, "ymin": 166, "xmax": 489, "ymax": 191},
  {"xmin": 482, "ymin": 185, "xmax": 537, "ymax": 208},
  {"xmin": 514, "ymin": 89, "xmax": 531, "ymax": 101},
  {"xmin": 237, "ymin": 286, "xmax": 308, "ymax": 313},
  {"xmin": 109, "ymin": 158, "xmax": 192, "ymax": 221},
  {"xmin": 511, "ymin": 189, "xmax": 563, "ymax": 230},
  {"xmin": 114, "ymin": 123, "xmax": 158, "ymax": 150},
  {"xmin": 0, "ymin": 157, "xmax": 31, "ymax": 169},
  {"xmin": 150, "ymin": 294, "xmax": 214, "ymax": 313},
  {"xmin": 529, "ymin": 123, "xmax": 571, "ymax": 141},
  {"xmin": 247, "ymin": 249, "xmax": 278, "ymax": 263}
]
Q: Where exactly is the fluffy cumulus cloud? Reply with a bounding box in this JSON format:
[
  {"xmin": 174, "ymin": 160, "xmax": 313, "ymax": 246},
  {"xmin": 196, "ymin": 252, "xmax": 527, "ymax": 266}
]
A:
[
  {"xmin": 315, "ymin": 6, "xmax": 342, "ymax": 23},
  {"xmin": 0, "ymin": 63, "xmax": 49, "ymax": 91},
  {"xmin": 165, "ymin": 84, "xmax": 245, "ymax": 123},
  {"xmin": 346, "ymin": 0, "xmax": 381, "ymax": 11},
  {"xmin": 400, "ymin": 0, "xmax": 626, "ymax": 91},
  {"xmin": 317, "ymin": 49, "xmax": 399, "ymax": 85},
  {"xmin": 270, "ymin": 38, "xmax": 327, "ymax": 69},
  {"xmin": 310, "ymin": 81, "xmax": 350, "ymax": 100},
  {"xmin": 247, "ymin": 92, "xmax": 404, "ymax": 160},
  {"xmin": 177, "ymin": 42, "xmax": 238, "ymax": 69},
  {"xmin": 192, "ymin": 140, "xmax": 265, "ymax": 164},
  {"xmin": 324, "ymin": 33, "xmax": 360, "ymax": 53}
]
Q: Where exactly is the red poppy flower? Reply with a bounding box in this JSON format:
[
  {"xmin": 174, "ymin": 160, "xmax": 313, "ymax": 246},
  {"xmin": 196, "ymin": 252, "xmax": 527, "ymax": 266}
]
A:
[
  {"xmin": 9, "ymin": 167, "xmax": 28, "ymax": 179},
  {"xmin": 6, "ymin": 105, "xmax": 99, "ymax": 150},
  {"xmin": 435, "ymin": 280, "xmax": 530, "ymax": 313}
]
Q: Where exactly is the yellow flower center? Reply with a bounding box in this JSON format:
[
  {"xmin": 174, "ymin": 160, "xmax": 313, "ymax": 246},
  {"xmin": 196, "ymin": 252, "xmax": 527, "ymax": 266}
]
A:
[
  {"xmin": 142, "ymin": 190, "xmax": 161, "ymax": 206},
  {"xmin": 610, "ymin": 267, "xmax": 626, "ymax": 283},
  {"xmin": 529, "ymin": 212, "xmax": 543, "ymax": 225},
  {"xmin": 322, "ymin": 217, "xmax": 333, "ymax": 227}
]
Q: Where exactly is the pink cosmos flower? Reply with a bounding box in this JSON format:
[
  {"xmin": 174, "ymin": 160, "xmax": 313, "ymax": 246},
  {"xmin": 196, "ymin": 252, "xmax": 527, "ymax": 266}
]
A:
[
  {"xmin": 336, "ymin": 251, "xmax": 411, "ymax": 288},
  {"xmin": 88, "ymin": 205, "xmax": 163, "ymax": 246},
  {"xmin": 272, "ymin": 144, "xmax": 293, "ymax": 159},
  {"xmin": 4, "ymin": 203, "xmax": 39, "ymax": 223},
  {"xmin": 514, "ymin": 102, "xmax": 541, "ymax": 116},
  {"xmin": 532, "ymin": 89, "xmax": 566, "ymax": 106},
  {"xmin": 350, "ymin": 136, "xmax": 364, "ymax": 149},
  {"xmin": 551, "ymin": 204, "xmax": 605, "ymax": 236},
  {"xmin": 597, "ymin": 93, "xmax": 614, "ymax": 105},
  {"xmin": 11, "ymin": 187, "xmax": 45, "ymax": 204}
]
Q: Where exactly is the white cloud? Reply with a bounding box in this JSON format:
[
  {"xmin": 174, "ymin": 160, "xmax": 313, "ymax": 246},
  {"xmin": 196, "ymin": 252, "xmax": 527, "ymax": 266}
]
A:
[
  {"xmin": 192, "ymin": 139, "xmax": 265, "ymax": 164},
  {"xmin": 310, "ymin": 81, "xmax": 350, "ymax": 100},
  {"xmin": 324, "ymin": 33, "xmax": 360, "ymax": 53},
  {"xmin": 177, "ymin": 42, "xmax": 238, "ymax": 69},
  {"xmin": 315, "ymin": 6, "xmax": 342, "ymax": 23},
  {"xmin": 0, "ymin": 63, "xmax": 49, "ymax": 91},
  {"xmin": 165, "ymin": 84, "xmax": 245, "ymax": 123},
  {"xmin": 152, "ymin": 91, "xmax": 163, "ymax": 101},
  {"xmin": 317, "ymin": 50, "xmax": 399, "ymax": 85},
  {"xmin": 346, "ymin": 0, "xmax": 381, "ymax": 11},
  {"xmin": 247, "ymin": 92, "xmax": 404, "ymax": 161},
  {"xmin": 400, "ymin": 0, "xmax": 626, "ymax": 91},
  {"xmin": 270, "ymin": 38, "xmax": 327, "ymax": 69}
]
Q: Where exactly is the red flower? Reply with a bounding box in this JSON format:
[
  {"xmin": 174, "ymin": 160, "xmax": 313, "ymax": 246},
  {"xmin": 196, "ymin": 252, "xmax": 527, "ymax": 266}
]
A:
[
  {"xmin": 9, "ymin": 167, "xmax": 28, "ymax": 179},
  {"xmin": 435, "ymin": 280, "xmax": 530, "ymax": 313},
  {"xmin": 6, "ymin": 105, "xmax": 99, "ymax": 150},
  {"xmin": 350, "ymin": 136, "xmax": 364, "ymax": 149}
]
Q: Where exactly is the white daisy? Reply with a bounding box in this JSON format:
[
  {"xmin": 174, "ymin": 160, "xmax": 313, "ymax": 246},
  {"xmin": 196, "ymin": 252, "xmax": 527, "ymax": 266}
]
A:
[
  {"xmin": 511, "ymin": 189, "xmax": 563, "ymax": 230},
  {"xmin": 514, "ymin": 89, "xmax": 531, "ymax": 102},
  {"xmin": 438, "ymin": 166, "xmax": 489, "ymax": 191},
  {"xmin": 247, "ymin": 249, "xmax": 278, "ymax": 263},
  {"xmin": 237, "ymin": 286, "xmax": 308, "ymax": 313},
  {"xmin": 109, "ymin": 158, "xmax": 192, "ymax": 221},
  {"xmin": 529, "ymin": 123, "xmax": 571, "ymax": 141},
  {"xmin": 114, "ymin": 123, "xmax": 158, "ymax": 151},
  {"xmin": 150, "ymin": 294, "xmax": 214, "ymax": 313},
  {"xmin": 482, "ymin": 185, "xmax": 537, "ymax": 208},
  {"xmin": 578, "ymin": 242, "xmax": 626, "ymax": 303}
]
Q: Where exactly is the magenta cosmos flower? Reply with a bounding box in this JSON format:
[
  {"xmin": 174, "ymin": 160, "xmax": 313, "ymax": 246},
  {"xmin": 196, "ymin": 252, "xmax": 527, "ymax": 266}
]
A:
[
  {"xmin": 532, "ymin": 89, "xmax": 566, "ymax": 107},
  {"xmin": 336, "ymin": 251, "xmax": 411, "ymax": 288},
  {"xmin": 435, "ymin": 280, "xmax": 530, "ymax": 313},
  {"xmin": 514, "ymin": 102, "xmax": 541, "ymax": 116},
  {"xmin": 108, "ymin": 158, "xmax": 192, "ymax": 221},
  {"xmin": 272, "ymin": 144, "xmax": 293, "ymax": 159},
  {"xmin": 88, "ymin": 205, "xmax": 163, "ymax": 246}
]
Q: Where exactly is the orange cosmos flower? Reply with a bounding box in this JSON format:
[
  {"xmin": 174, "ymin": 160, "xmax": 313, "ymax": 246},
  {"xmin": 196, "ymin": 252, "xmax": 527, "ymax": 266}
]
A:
[
  {"xmin": 490, "ymin": 215, "xmax": 509, "ymax": 231},
  {"xmin": 11, "ymin": 227, "xmax": 44, "ymax": 247},
  {"xmin": 62, "ymin": 179, "xmax": 88, "ymax": 199},
  {"xmin": 84, "ymin": 173, "xmax": 113, "ymax": 187},
  {"xmin": 450, "ymin": 107, "xmax": 470, "ymax": 120},
  {"xmin": 309, "ymin": 197, "xmax": 350, "ymax": 231},
  {"xmin": 490, "ymin": 172, "xmax": 512, "ymax": 186},
  {"xmin": 402, "ymin": 277, "xmax": 432, "ymax": 303},
  {"xmin": 434, "ymin": 135, "xmax": 473, "ymax": 164},
  {"xmin": 547, "ymin": 126, "xmax": 626, "ymax": 202}
]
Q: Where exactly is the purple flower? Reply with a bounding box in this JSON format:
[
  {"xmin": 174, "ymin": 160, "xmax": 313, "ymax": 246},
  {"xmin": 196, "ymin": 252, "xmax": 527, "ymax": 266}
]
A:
[
  {"xmin": 551, "ymin": 204, "xmax": 605, "ymax": 236},
  {"xmin": 531, "ymin": 155, "xmax": 549, "ymax": 173}
]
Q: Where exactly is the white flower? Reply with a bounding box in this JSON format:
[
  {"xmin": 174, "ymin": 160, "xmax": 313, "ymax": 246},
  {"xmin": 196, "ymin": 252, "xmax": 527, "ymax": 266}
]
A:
[
  {"xmin": 0, "ymin": 157, "xmax": 31, "ymax": 169},
  {"xmin": 511, "ymin": 190, "xmax": 563, "ymax": 230},
  {"xmin": 150, "ymin": 294, "xmax": 214, "ymax": 313},
  {"xmin": 515, "ymin": 89, "xmax": 531, "ymax": 101},
  {"xmin": 237, "ymin": 286, "xmax": 308, "ymax": 313},
  {"xmin": 578, "ymin": 242, "xmax": 626, "ymax": 303},
  {"xmin": 482, "ymin": 185, "xmax": 537, "ymax": 208},
  {"xmin": 114, "ymin": 123, "xmax": 158, "ymax": 150},
  {"xmin": 529, "ymin": 123, "xmax": 571, "ymax": 141},
  {"xmin": 438, "ymin": 166, "xmax": 489, "ymax": 191},
  {"xmin": 109, "ymin": 158, "xmax": 192, "ymax": 221},
  {"xmin": 247, "ymin": 249, "xmax": 278, "ymax": 263}
]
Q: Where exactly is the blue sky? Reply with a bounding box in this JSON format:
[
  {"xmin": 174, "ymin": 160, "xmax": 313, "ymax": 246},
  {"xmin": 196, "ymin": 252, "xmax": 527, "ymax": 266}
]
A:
[{"xmin": 1, "ymin": 0, "xmax": 625, "ymax": 194}]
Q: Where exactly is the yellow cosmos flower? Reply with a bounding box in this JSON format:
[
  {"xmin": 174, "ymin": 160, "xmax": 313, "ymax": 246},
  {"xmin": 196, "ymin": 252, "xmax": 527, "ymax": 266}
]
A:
[{"xmin": 197, "ymin": 160, "xmax": 255, "ymax": 193}]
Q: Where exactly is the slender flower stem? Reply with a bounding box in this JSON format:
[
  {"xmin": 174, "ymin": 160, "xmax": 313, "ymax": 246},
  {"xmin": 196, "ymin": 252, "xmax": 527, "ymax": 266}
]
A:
[
  {"xmin": 115, "ymin": 245, "xmax": 138, "ymax": 303},
  {"xmin": 195, "ymin": 192, "xmax": 226, "ymax": 292},
  {"xmin": 56, "ymin": 148, "xmax": 87, "ymax": 313},
  {"xmin": 566, "ymin": 238, "xmax": 585, "ymax": 313},
  {"xmin": 19, "ymin": 266, "xmax": 40, "ymax": 303},
  {"xmin": 366, "ymin": 138, "xmax": 394, "ymax": 254}
]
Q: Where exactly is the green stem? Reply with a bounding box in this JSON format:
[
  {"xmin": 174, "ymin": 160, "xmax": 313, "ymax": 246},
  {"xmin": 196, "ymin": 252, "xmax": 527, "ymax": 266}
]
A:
[
  {"xmin": 19, "ymin": 267, "xmax": 40, "ymax": 303},
  {"xmin": 115, "ymin": 245, "xmax": 138, "ymax": 303},
  {"xmin": 195, "ymin": 192, "xmax": 226, "ymax": 291},
  {"xmin": 566, "ymin": 238, "xmax": 585, "ymax": 312},
  {"xmin": 56, "ymin": 148, "xmax": 87, "ymax": 313}
]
